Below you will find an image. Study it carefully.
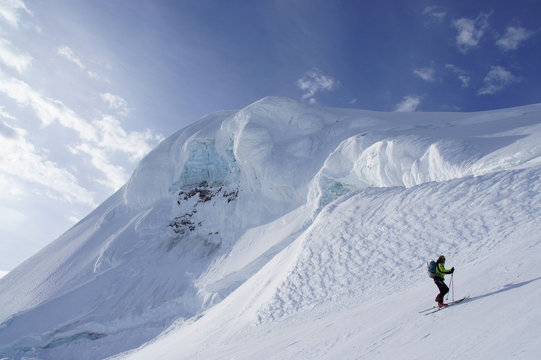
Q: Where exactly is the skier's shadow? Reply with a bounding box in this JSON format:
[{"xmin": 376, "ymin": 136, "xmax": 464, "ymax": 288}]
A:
[{"xmin": 466, "ymin": 276, "xmax": 541, "ymax": 303}]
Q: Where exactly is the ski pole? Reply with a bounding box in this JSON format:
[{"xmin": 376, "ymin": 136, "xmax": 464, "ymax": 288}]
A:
[
  {"xmin": 446, "ymin": 273, "xmax": 453, "ymax": 301},
  {"xmin": 450, "ymin": 273, "xmax": 455, "ymax": 301}
]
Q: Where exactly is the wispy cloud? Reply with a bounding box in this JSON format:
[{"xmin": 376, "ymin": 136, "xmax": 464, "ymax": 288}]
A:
[
  {"xmin": 0, "ymin": 105, "xmax": 15, "ymax": 120},
  {"xmin": 57, "ymin": 46, "xmax": 84, "ymax": 69},
  {"xmin": 413, "ymin": 67, "xmax": 436, "ymax": 82},
  {"xmin": 445, "ymin": 64, "xmax": 471, "ymax": 87},
  {"xmin": 297, "ymin": 68, "xmax": 339, "ymax": 104},
  {"xmin": 478, "ymin": 66, "xmax": 520, "ymax": 95},
  {"xmin": 0, "ymin": 38, "xmax": 32, "ymax": 73},
  {"xmin": 0, "ymin": 70, "xmax": 163, "ymax": 192},
  {"xmin": 100, "ymin": 93, "xmax": 131, "ymax": 117},
  {"xmin": 92, "ymin": 114, "xmax": 162, "ymax": 163},
  {"xmin": 67, "ymin": 114, "xmax": 164, "ymax": 190},
  {"xmin": 0, "ymin": 0, "xmax": 31, "ymax": 28},
  {"xmin": 496, "ymin": 26, "xmax": 536, "ymax": 52},
  {"xmin": 423, "ymin": 6, "xmax": 446, "ymax": 22},
  {"xmin": 69, "ymin": 142, "xmax": 130, "ymax": 191},
  {"xmin": 0, "ymin": 71, "xmax": 95, "ymax": 128},
  {"xmin": 57, "ymin": 45, "xmax": 98, "ymax": 79},
  {"xmin": 395, "ymin": 95, "xmax": 421, "ymax": 112},
  {"xmin": 453, "ymin": 13, "xmax": 491, "ymax": 54},
  {"xmin": 0, "ymin": 119, "xmax": 96, "ymax": 205},
  {"xmin": 0, "ymin": 115, "xmax": 17, "ymax": 138}
]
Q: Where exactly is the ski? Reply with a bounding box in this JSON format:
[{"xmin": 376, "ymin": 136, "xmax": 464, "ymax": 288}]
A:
[
  {"xmin": 421, "ymin": 296, "xmax": 469, "ymax": 315},
  {"xmin": 419, "ymin": 305, "xmax": 438, "ymax": 313},
  {"xmin": 447, "ymin": 296, "xmax": 469, "ymax": 305}
]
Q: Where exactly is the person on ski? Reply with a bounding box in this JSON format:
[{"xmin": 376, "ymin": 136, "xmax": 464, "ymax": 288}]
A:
[{"xmin": 434, "ymin": 255, "xmax": 454, "ymax": 308}]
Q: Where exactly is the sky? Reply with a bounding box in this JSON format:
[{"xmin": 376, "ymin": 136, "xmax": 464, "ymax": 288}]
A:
[{"xmin": 0, "ymin": 0, "xmax": 539, "ymax": 274}]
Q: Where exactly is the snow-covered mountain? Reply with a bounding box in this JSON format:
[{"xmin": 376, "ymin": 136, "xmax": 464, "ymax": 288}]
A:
[{"xmin": 1, "ymin": 97, "xmax": 540, "ymax": 360}]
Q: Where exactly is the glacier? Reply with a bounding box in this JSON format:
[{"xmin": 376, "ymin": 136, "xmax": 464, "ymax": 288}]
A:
[{"xmin": 0, "ymin": 96, "xmax": 540, "ymax": 359}]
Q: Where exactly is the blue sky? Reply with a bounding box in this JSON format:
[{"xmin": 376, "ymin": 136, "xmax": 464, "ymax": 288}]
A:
[{"xmin": 0, "ymin": 0, "xmax": 539, "ymax": 273}]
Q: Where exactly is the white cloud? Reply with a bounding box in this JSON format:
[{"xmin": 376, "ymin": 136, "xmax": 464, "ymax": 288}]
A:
[
  {"xmin": 0, "ymin": 71, "xmax": 163, "ymax": 192},
  {"xmin": 100, "ymin": 93, "xmax": 131, "ymax": 117},
  {"xmin": 57, "ymin": 45, "xmax": 85, "ymax": 69},
  {"xmin": 0, "ymin": 120, "xmax": 96, "ymax": 205},
  {"xmin": 69, "ymin": 142, "xmax": 129, "ymax": 191},
  {"xmin": 395, "ymin": 95, "xmax": 421, "ymax": 112},
  {"xmin": 496, "ymin": 26, "xmax": 536, "ymax": 52},
  {"xmin": 0, "ymin": 71, "xmax": 96, "ymax": 129},
  {"xmin": 0, "ymin": 117, "xmax": 17, "ymax": 138},
  {"xmin": 0, "ymin": 0, "xmax": 31, "ymax": 28},
  {"xmin": 0, "ymin": 105, "xmax": 15, "ymax": 119},
  {"xmin": 57, "ymin": 45, "xmax": 98, "ymax": 79},
  {"xmin": 458, "ymin": 74, "xmax": 470, "ymax": 87},
  {"xmin": 0, "ymin": 119, "xmax": 14, "ymax": 135},
  {"xmin": 423, "ymin": 6, "xmax": 446, "ymax": 22},
  {"xmin": 413, "ymin": 67, "xmax": 436, "ymax": 82},
  {"xmin": 478, "ymin": 66, "xmax": 520, "ymax": 95},
  {"xmin": 297, "ymin": 68, "xmax": 339, "ymax": 103},
  {"xmin": 454, "ymin": 13, "xmax": 490, "ymax": 54},
  {"xmin": 0, "ymin": 38, "xmax": 32, "ymax": 73},
  {"xmin": 68, "ymin": 216, "xmax": 80, "ymax": 223},
  {"xmin": 445, "ymin": 64, "xmax": 471, "ymax": 87},
  {"xmin": 92, "ymin": 114, "xmax": 162, "ymax": 162}
]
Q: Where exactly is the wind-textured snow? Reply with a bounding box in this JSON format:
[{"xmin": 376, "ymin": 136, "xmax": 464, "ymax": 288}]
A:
[{"xmin": 0, "ymin": 97, "xmax": 540, "ymax": 360}]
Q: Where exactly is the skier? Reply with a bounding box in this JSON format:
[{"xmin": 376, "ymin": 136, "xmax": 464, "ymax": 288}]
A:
[{"xmin": 434, "ymin": 255, "xmax": 454, "ymax": 308}]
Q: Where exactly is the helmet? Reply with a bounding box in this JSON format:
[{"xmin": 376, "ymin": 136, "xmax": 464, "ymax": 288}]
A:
[{"xmin": 438, "ymin": 255, "xmax": 446, "ymax": 263}]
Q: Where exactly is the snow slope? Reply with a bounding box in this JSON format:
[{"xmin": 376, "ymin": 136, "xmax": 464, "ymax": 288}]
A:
[
  {"xmin": 120, "ymin": 167, "xmax": 541, "ymax": 360},
  {"xmin": 0, "ymin": 97, "xmax": 540, "ymax": 359}
]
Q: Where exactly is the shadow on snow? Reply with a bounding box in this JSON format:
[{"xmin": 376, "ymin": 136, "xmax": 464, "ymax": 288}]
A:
[{"xmin": 466, "ymin": 276, "xmax": 541, "ymax": 304}]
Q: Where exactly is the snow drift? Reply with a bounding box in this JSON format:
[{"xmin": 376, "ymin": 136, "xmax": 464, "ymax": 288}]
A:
[{"xmin": 0, "ymin": 97, "xmax": 540, "ymax": 359}]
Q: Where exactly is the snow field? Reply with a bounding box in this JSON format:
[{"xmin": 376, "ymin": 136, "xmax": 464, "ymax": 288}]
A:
[
  {"xmin": 1, "ymin": 97, "xmax": 540, "ymax": 359},
  {"xmin": 122, "ymin": 164, "xmax": 541, "ymax": 359}
]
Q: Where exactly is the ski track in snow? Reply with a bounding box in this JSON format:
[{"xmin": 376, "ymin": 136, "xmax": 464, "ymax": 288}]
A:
[{"xmin": 0, "ymin": 97, "xmax": 540, "ymax": 359}]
